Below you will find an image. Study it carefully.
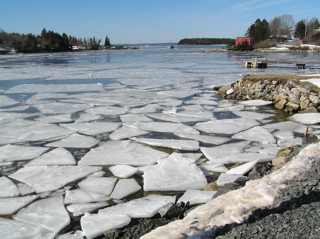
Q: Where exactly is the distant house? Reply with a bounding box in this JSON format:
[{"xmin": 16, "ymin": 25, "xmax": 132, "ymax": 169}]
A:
[{"xmin": 236, "ymin": 37, "xmax": 252, "ymax": 47}]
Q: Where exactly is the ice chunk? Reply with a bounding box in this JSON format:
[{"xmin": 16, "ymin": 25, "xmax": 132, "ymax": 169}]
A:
[
  {"xmin": 263, "ymin": 121, "xmax": 306, "ymax": 134},
  {"xmin": 212, "ymin": 153, "xmax": 273, "ymax": 164},
  {"xmin": 157, "ymin": 89, "xmax": 201, "ymax": 98},
  {"xmin": 9, "ymin": 165, "xmax": 102, "ymax": 193},
  {"xmin": 233, "ymin": 111, "xmax": 273, "ymax": 120},
  {"xmin": 0, "ymin": 144, "xmax": 49, "ymax": 162},
  {"xmin": 56, "ymin": 230, "xmax": 85, "ymax": 239},
  {"xmin": 226, "ymin": 160, "xmax": 258, "ymax": 175},
  {"xmin": 129, "ymin": 105, "xmax": 158, "ymax": 114},
  {"xmin": 120, "ymin": 114, "xmax": 153, "ymax": 123},
  {"xmin": 64, "ymin": 189, "xmax": 111, "ymax": 204},
  {"xmin": 273, "ymin": 130, "xmax": 294, "ymax": 140},
  {"xmin": 85, "ymin": 105, "xmax": 129, "ymax": 115},
  {"xmin": 26, "ymin": 147, "xmax": 76, "ymax": 166},
  {"xmin": 194, "ymin": 118, "xmax": 259, "ymax": 134},
  {"xmin": 110, "ymin": 179, "xmax": 141, "ymax": 199},
  {"xmin": 232, "ymin": 126, "xmax": 276, "ymax": 143},
  {"xmin": 75, "ymin": 113, "xmax": 102, "ymax": 123},
  {"xmin": 216, "ymin": 173, "xmax": 245, "ymax": 186},
  {"xmin": 0, "ymin": 195, "xmax": 38, "ymax": 215},
  {"xmin": 81, "ymin": 213, "xmax": 131, "ymax": 239},
  {"xmin": 201, "ymin": 141, "xmax": 251, "ymax": 161},
  {"xmin": 17, "ymin": 183, "xmax": 35, "ymax": 196},
  {"xmin": 167, "ymin": 110, "xmax": 216, "ymax": 120},
  {"xmin": 0, "ymin": 95, "xmax": 19, "ymax": 107},
  {"xmin": 78, "ymin": 140, "xmax": 168, "ymax": 166},
  {"xmin": 175, "ymin": 133, "xmax": 231, "ymax": 145},
  {"xmin": 238, "ymin": 99, "xmax": 273, "ymax": 106},
  {"xmin": 200, "ymin": 163, "xmax": 228, "ymax": 173},
  {"xmin": 60, "ymin": 122, "xmax": 121, "ymax": 136},
  {"xmin": 177, "ymin": 189, "xmax": 217, "ymax": 205},
  {"xmin": 108, "ymin": 125, "xmax": 149, "ymax": 140},
  {"xmin": 132, "ymin": 137, "xmax": 199, "ymax": 151},
  {"xmin": 146, "ymin": 113, "xmax": 207, "ymax": 123},
  {"xmin": 289, "ymin": 113, "xmax": 320, "ymax": 125},
  {"xmin": 0, "ymin": 176, "xmax": 20, "ymax": 197},
  {"xmin": 143, "ymin": 153, "xmax": 207, "ymax": 191},
  {"xmin": 34, "ymin": 102, "xmax": 90, "ymax": 114},
  {"xmin": 0, "ymin": 217, "xmax": 55, "ymax": 239},
  {"xmin": 35, "ymin": 114, "xmax": 73, "ymax": 124},
  {"xmin": 78, "ymin": 177, "xmax": 117, "ymax": 195},
  {"xmin": 109, "ymin": 165, "xmax": 138, "ymax": 178},
  {"xmin": 133, "ymin": 121, "xmax": 199, "ymax": 134},
  {"xmin": 45, "ymin": 133, "xmax": 99, "ymax": 148},
  {"xmin": 99, "ymin": 194, "xmax": 176, "ymax": 218},
  {"xmin": 13, "ymin": 196, "xmax": 70, "ymax": 233},
  {"xmin": 67, "ymin": 202, "xmax": 109, "ymax": 217}
]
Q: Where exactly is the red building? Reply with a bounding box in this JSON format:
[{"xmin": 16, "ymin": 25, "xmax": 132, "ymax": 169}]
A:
[{"xmin": 236, "ymin": 37, "xmax": 252, "ymax": 47}]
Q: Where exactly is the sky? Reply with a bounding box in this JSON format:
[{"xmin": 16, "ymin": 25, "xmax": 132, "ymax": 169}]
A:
[{"xmin": 0, "ymin": 0, "xmax": 319, "ymax": 44}]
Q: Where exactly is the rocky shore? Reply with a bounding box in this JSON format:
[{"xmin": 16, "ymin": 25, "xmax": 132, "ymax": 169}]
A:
[{"xmin": 217, "ymin": 75, "xmax": 320, "ymax": 114}]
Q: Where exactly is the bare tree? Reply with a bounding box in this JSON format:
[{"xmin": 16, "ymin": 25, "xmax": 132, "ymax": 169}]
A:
[{"xmin": 269, "ymin": 14, "xmax": 295, "ymax": 37}]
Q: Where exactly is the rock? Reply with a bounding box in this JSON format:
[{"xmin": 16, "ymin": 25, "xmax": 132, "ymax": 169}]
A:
[
  {"xmin": 299, "ymin": 107, "xmax": 318, "ymax": 113},
  {"xmin": 272, "ymin": 156, "xmax": 286, "ymax": 166},
  {"xmin": 218, "ymin": 84, "xmax": 233, "ymax": 97},
  {"xmin": 300, "ymin": 99, "xmax": 310, "ymax": 110},
  {"xmin": 276, "ymin": 144, "xmax": 298, "ymax": 157},
  {"xmin": 309, "ymin": 94, "xmax": 320, "ymax": 105},
  {"xmin": 275, "ymin": 99, "xmax": 287, "ymax": 110},
  {"xmin": 274, "ymin": 93, "xmax": 288, "ymax": 103},
  {"xmin": 204, "ymin": 182, "xmax": 219, "ymax": 191},
  {"xmin": 286, "ymin": 102, "xmax": 300, "ymax": 111}
]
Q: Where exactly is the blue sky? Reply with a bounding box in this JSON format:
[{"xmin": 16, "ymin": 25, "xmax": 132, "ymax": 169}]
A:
[{"xmin": 0, "ymin": 0, "xmax": 319, "ymax": 44}]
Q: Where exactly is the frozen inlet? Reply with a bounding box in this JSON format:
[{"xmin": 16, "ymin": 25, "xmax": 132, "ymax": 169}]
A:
[{"xmin": 78, "ymin": 140, "xmax": 168, "ymax": 166}]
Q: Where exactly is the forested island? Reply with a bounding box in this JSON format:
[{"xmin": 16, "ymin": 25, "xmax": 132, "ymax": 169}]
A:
[
  {"xmin": 177, "ymin": 38, "xmax": 235, "ymax": 45},
  {"xmin": 0, "ymin": 28, "xmax": 111, "ymax": 54}
]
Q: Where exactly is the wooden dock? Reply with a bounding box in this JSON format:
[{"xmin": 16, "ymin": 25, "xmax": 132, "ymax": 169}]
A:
[{"xmin": 244, "ymin": 57, "xmax": 320, "ymax": 69}]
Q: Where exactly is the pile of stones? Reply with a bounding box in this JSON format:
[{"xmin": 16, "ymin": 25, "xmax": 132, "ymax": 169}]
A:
[{"xmin": 217, "ymin": 75, "xmax": 320, "ymax": 114}]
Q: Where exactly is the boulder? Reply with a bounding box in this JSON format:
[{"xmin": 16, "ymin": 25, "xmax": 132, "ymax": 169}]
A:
[{"xmin": 275, "ymin": 99, "xmax": 287, "ymax": 110}]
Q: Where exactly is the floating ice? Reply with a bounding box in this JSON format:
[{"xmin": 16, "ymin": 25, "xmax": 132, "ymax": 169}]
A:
[
  {"xmin": 6, "ymin": 83, "xmax": 105, "ymax": 93},
  {"xmin": 175, "ymin": 133, "xmax": 231, "ymax": 145},
  {"xmin": 238, "ymin": 99, "xmax": 273, "ymax": 106},
  {"xmin": 85, "ymin": 105, "xmax": 129, "ymax": 115},
  {"xmin": 56, "ymin": 230, "xmax": 85, "ymax": 239},
  {"xmin": 64, "ymin": 189, "xmax": 111, "ymax": 204},
  {"xmin": 0, "ymin": 176, "xmax": 20, "ymax": 197},
  {"xmin": 0, "ymin": 95, "xmax": 19, "ymax": 107},
  {"xmin": 109, "ymin": 165, "xmax": 138, "ymax": 178},
  {"xmin": 233, "ymin": 111, "xmax": 273, "ymax": 120},
  {"xmin": 232, "ymin": 126, "xmax": 276, "ymax": 143},
  {"xmin": 9, "ymin": 165, "xmax": 102, "ymax": 193},
  {"xmin": 132, "ymin": 137, "xmax": 199, "ymax": 151},
  {"xmin": 263, "ymin": 121, "xmax": 306, "ymax": 134},
  {"xmin": 216, "ymin": 173, "xmax": 245, "ymax": 186},
  {"xmin": 129, "ymin": 104, "xmax": 158, "ymax": 114},
  {"xmin": 157, "ymin": 89, "xmax": 201, "ymax": 98},
  {"xmin": 0, "ymin": 217, "xmax": 55, "ymax": 239},
  {"xmin": 60, "ymin": 122, "xmax": 121, "ymax": 136},
  {"xmin": 45, "ymin": 133, "xmax": 99, "ymax": 148},
  {"xmin": 226, "ymin": 160, "xmax": 258, "ymax": 175},
  {"xmin": 194, "ymin": 118, "xmax": 259, "ymax": 134},
  {"xmin": 110, "ymin": 178, "xmax": 141, "ymax": 199},
  {"xmin": 289, "ymin": 113, "xmax": 320, "ymax": 125},
  {"xmin": 200, "ymin": 163, "xmax": 228, "ymax": 173},
  {"xmin": 120, "ymin": 114, "xmax": 153, "ymax": 123},
  {"xmin": 108, "ymin": 124, "xmax": 149, "ymax": 140},
  {"xmin": 75, "ymin": 113, "xmax": 102, "ymax": 123},
  {"xmin": 0, "ymin": 195, "xmax": 38, "ymax": 215},
  {"xmin": 159, "ymin": 99, "xmax": 183, "ymax": 107},
  {"xmin": 146, "ymin": 113, "xmax": 207, "ymax": 123},
  {"xmin": 0, "ymin": 144, "xmax": 49, "ymax": 162},
  {"xmin": 78, "ymin": 140, "xmax": 168, "ymax": 166},
  {"xmin": 133, "ymin": 122, "xmax": 200, "ymax": 134},
  {"xmin": 16, "ymin": 183, "xmax": 35, "ymax": 196},
  {"xmin": 143, "ymin": 153, "xmax": 207, "ymax": 191},
  {"xmin": 67, "ymin": 202, "xmax": 109, "ymax": 217},
  {"xmin": 35, "ymin": 114, "xmax": 73, "ymax": 124},
  {"xmin": 78, "ymin": 177, "xmax": 117, "ymax": 196},
  {"xmin": 34, "ymin": 102, "xmax": 91, "ymax": 114},
  {"xmin": 0, "ymin": 119, "xmax": 35, "ymax": 134},
  {"xmin": 81, "ymin": 213, "xmax": 131, "ymax": 239},
  {"xmin": 13, "ymin": 196, "xmax": 70, "ymax": 234},
  {"xmin": 213, "ymin": 153, "xmax": 273, "ymax": 164},
  {"xmin": 185, "ymin": 98, "xmax": 219, "ymax": 106},
  {"xmin": 26, "ymin": 147, "xmax": 76, "ymax": 166},
  {"xmin": 99, "ymin": 194, "xmax": 176, "ymax": 218},
  {"xmin": 164, "ymin": 110, "xmax": 216, "ymax": 120},
  {"xmin": 273, "ymin": 130, "xmax": 294, "ymax": 140},
  {"xmin": 177, "ymin": 189, "xmax": 217, "ymax": 205}
]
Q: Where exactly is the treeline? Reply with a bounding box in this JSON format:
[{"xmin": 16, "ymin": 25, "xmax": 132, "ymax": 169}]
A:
[
  {"xmin": 0, "ymin": 28, "xmax": 111, "ymax": 53},
  {"xmin": 245, "ymin": 14, "xmax": 320, "ymax": 47},
  {"xmin": 177, "ymin": 38, "xmax": 235, "ymax": 45}
]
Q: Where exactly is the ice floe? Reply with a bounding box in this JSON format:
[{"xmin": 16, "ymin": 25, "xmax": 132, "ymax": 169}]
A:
[
  {"xmin": 85, "ymin": 105, "xmax": 129, "ymax": 115},
  {"xmin": 175, "ymin": 133, "xmax": 231, "ymax": 145},
  {"xmin": 108, "ymin": 124, "xmax": 149, "ymax": 140},
  {"xmin": 238, "ymin": 99, "xmax": 273, "ymax": 106},
  {"xmin": 64, "ymin": 189, "xmax": 111, "ymax": 204},
  {"xmin": 120, "ymin": 114, "xmax": 153, "ymax": 123},
  {"xmin": 0, "ymin": 144, "xmax": 49, "ymax": 162},
  {"xmin": 143, "ymin": 153, "xmax": 207, "ymax": 191},
  {"xmin": 289, "ymin": 112, "xmax": 320, "ymax": 125},
  {"xmin": 216, "ymin": 173, "xmax": 245, "ymax": 186},
  {"xmin": 109, "ymin": 165, "xmax": 138, "ymax": 178},
  {"xmin": 0, "ymin": 195, "xmax": 38, "ymax": 215},
  {"xmin": 78, "ymin": 177, "xmax": 117, "ymax": 196},
  {"xmin": 226, "ymin": 160, "xmax": 258, "ymax": 175},
  {"xmin": 79, "ymin": 140, "xmax": 168, "ymax": 166},
  {"xmin": 133, "ymin": 121, "xmax": 200, "ymax": 134},
  {"xmin": 59, "ymin": 122, "xmax": 121, "ymax": 135},
  {"xmin": 232, "ymin": 126, "xmax": 276, "ymax": 143},
  {"xmin": 9, "ymin": 165, "xmax": 102, "ymax": 193},
  {"xmin": 0, "ymin": 176, "xmax": 20, "ymax": 197},
  {"xmin": 35, "ymin": 114, "xmax": 74, "ymax": 124},
  {"xmin": 0, "ymin": 95, "xmax": 19, "ymax": 107},
  {"xmin": 109, "ymin": 178, "xmax": 141, "ymax": 199},
  {"xmin": 67, "ymin": 202, "xmax": 109, "ymax": 217},
  {"xmin": 146, "ymin": 113, "xmax": 207, "ymax": 123},
  {"xmin": 34, "ymin": 102, "xmax": 90, "ymax": 114},
  {"xmin": 177, "ymin": 189, "xmax": 217, "ymax": 205},
  {"xmin": 45, "ymin": 133, "xmax": 99, "ymax": 148}
]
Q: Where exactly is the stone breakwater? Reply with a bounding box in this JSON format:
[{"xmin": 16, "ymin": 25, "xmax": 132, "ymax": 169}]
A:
[{"xmin": 217, "ymin": 75, "xmax": 320, "ymax": 114}]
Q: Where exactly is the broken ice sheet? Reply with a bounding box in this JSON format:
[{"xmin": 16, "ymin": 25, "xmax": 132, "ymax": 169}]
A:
[
  {"xmin": 132, "ymin": 137, "xmax": 200, "ymax": 151},
  {"xmin": 26, "ymin": 148, "xmax": 76, "ymax": 166},
  {"xmin": 34, "ymin": 102, "xmax": 91, "ymax": 114},
  {"xmin": 237, "ymin": 99, "xmax": 273, "ymax": 106},
  {"xmin": 0, "ymin": 95, "xmax": 19, "ymax": 107},
  {"xmin": 85, "ymin": 105, "xmax": 129, "ymax": 115},
  {"xmin": 157, "ymin": 89, "xmax": 201, "ymax": 98},
  {"xmin": 0, "ymin": 195, "xmax": 38, "ymax": 215},
  {"xmin": 75, "ymin": 113, "xmax": 102, "ymax": 123},
  {"xmin": 13, "ymin": 196, "xmax": 70, "ymax": 234},
  {"xmin": 119, "ymin": 114, "xmax": 153, "ymax": 123},
  {"xmin": 143, "ymin": 153, "xmax": 207, "ymax": 191},
  {"xmin": 0, "ymin": 176, "xmax": 20, "ymax": 197},
  {"xmin": 216, "ymin": 173, "xmax": 245, "ymax": 186},
  {"xmin": 175, "ymin": 133, "xmax": 231, "ymax": 145},
  {"xmin": 109, "ymin": 178, "xmax": 141, "ymax": 199},
  {"xmin": 262, "ymin": 121, "xmax": 307, "ymax": 134},
  {"xmin": 108, "ymin": 124, "xmax": 149, "ymax": 140},
  {"xmin": 60, "ymin": 122, "xmax": 121, "ymax": 136},
  {"xmin": 0, "ymin": 144, "xmax": 49, "ymax": 162},
  {"xmin": 9, "ymin": 165, "xmax": 102, "ymax": 193},
  {"xmin": 133, "ymin": 121, "xmax": 199, "ymax": 134},
  {"xmin": 146, "ymin": 113, "xmax": 208, "ymax": 123},
  {"xmin": 213, "ymin": 153, "xmax": 273, "ymax": 165},
  {"xmin": 78, "ymin": 140, "xmax": 168, "ymax": 166},
  {"xmin": 78, "ymin": 177, "xmax": 117, "ymax": 196},
  {"xmin": 67, "ymin": 202, "xmax": 109, "ymax": 217},
  {"xmin": 45, "ymin": 133, "xmax": 99, "ymax": 148},
  {"xmin": 289, "ymin": 113, "xmax": 320, "ymax": 125},
  {"xmin": 109, "ymin": 165, "xmax": 138, "ymax": 178},
  {"xmin": 232, "ymin": 126, "xmax": 276, "ymax": 143},
  {"xmin": 35, "ymin": 114, "xmax": 73, "ymax": 124},
  {"xmin": 177, "ymin": 189, "xmax": 217, "ymax": 205},
  {"xmin": 194, "ymin": 118, "xmax": 260, "ymax": 135},
  {"xmin": 233, "ymin": 111, "xmax": 273, "ymax": 120},
  {"xmin": 226, "ymin": 160, "xmax": 258, "ymax": 175},
  {"xmin": 64, "ymin": 189, "xmax": 111, "ymax": 204},
  {"xmin": 81, "ymin": 213, "xmax": 131, "ymax": 239}
]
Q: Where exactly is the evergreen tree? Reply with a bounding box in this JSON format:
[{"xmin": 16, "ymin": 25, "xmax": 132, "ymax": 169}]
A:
[
  {"xmin": 246, "ymin": 19, "xmax": 270, "ymax": 44},
  {"xmin": 104, "ymin": 35, "xmax": 111, "ymax": 48},
  {"xmin": 295, "ymin": 20, "xmax": 306, "ymax": 39}
]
